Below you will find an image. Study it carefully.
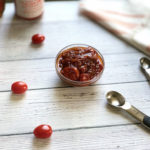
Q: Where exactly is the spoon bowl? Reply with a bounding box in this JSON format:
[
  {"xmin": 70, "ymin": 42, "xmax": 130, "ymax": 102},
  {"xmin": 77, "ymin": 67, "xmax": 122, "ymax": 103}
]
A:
[
  {"xmin": 106, "ymin": 91, "xmax": 125, "ymax": 107},
  {"xmin": 140, "ymin": 57, "xmax": 150, "ymax": 69}
]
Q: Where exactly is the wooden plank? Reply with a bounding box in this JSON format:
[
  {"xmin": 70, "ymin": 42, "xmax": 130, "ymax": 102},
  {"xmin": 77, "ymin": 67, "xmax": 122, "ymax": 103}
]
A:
[
  {"xmin": 0, "ymin": 2, "xmax": 139, "ymax": 61},
  {"xmin": 0, "ymin": 81, "xmax": 149, "ymax": 135},
  {"xmin": 0, "ymin": 52, "xmax": 146, "ymax": 91},
  {"xmin": 0, "ymin": 124, "xmax": 150, "ymax": 150}
]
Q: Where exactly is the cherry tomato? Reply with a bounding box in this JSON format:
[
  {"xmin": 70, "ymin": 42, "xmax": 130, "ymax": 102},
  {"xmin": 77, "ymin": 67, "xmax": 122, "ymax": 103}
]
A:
[
  {"xmin": 80, "ymin": 73, "xmax": 90, "ymax": 81},
  {"xmin": 62, "ymin": 67, "xmax": 79, "ymax": 81},
  {"xmin": 32, "ymin": 34, "xmax": 45, "ymax": 44},
  {"xmin": 33, "ymin": 124, "xmax": 52, "ymax": 138},
  {"xmin": 11, "ymin": 81, "xmax": 28, "ymax": 94}
]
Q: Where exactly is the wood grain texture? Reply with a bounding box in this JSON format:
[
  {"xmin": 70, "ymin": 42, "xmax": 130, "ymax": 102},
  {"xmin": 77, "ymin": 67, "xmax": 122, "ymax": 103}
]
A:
[
  {"xmin": 0, "ymin": 82, "xmax": 150, "ymax": 135},
  {"xmin": 0, "ymin": 125, "xmax": 150, "ymax": 150},
  {"xmin": 0, "ymin": 2, "xmax": 139, "ymax": 61},
  {"xmin": 0, "ymin": 52, "xmax": 146, "ymax": 91},
  {"xmin": 0, "ymin": 1, "xmax": 150, "ymax": 149}
]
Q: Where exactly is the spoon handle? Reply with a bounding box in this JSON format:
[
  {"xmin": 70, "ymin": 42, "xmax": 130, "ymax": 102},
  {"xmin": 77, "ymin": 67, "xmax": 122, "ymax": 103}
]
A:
[
  {"xmin": 126, "ymin": 105, "xmax": 145, "ymax": 122},
  {"xmin": 126, "ymin": 105, "xmax": 150, "ymax": 129},
  {"xmin": 143, "ymin": 116, "xmax": 150, "ymax": 128},
  {"xmin": 143, "ymin": 69, "xmax": 150, "ymax": 81}
]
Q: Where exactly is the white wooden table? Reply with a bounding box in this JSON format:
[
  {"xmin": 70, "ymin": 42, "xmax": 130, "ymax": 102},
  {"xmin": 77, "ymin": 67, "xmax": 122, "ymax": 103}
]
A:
[{"xmin": 0, "ymin": 1, "xmax": 150, "ymax": 150}]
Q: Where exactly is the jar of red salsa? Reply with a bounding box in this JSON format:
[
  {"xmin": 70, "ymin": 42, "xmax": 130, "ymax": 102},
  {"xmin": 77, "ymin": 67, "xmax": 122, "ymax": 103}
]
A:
[{"xmin": 55, "ymin": 44, "xmax": 105, "ymax": 86}]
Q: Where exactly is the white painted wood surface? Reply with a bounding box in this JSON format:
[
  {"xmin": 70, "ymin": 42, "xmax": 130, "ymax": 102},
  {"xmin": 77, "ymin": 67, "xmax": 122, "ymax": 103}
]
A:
[
  {"xmin": 0, "ymin": 125, "xmax": 150, "ymax": 150},
  {"xmin": 0, "ymin": 82, "xmax": 150, "ymax": 135},
  {"xmin": 0, "ymin": 1, "xmax": 150, "ymax": 150}
]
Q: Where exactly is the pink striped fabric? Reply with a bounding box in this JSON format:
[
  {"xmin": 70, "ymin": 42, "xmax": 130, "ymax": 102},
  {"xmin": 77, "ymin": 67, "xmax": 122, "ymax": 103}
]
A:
[{"xmin": 80, "ymin": 0, "xmax": 150, "ymax": 56}]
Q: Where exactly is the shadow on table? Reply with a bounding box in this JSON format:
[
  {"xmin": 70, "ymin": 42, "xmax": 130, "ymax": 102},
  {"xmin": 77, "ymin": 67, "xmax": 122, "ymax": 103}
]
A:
[
  {"xmin": 9, "ymin": 93, "xmax": 26, "ymax": 101},
  {"xmin": 3, "ymin": 13, "xmax": 43, "ymax": 43},
  {"xmin": 53, "ymin": 78, "xmax": 73, "ymax": 88},
  {"xmin": 52, "ymin": 81, "xmax": 102, "ymax": 110},
  {"xmin": 30, "ymin": 42, "xmax": 44, "ymax": 49},
  {"xmin": 32, "ymin": 137, "xmax": 51, "ymax": 150}
]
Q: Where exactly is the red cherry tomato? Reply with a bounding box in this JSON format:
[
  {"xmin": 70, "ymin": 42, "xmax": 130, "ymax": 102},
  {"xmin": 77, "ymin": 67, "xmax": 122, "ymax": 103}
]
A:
[
  {"xmin": 61, "ymin": 67, "xmax": 79, "ymax": 81},
  {"xmin": 32, "ymin": 34, "xmax": 45, "ymax": 44},
  {"xmin": 11, "ymin": 81, "xmax": 28, "ymax": 94},
  {"xmin": 33, "ymin": 124, "xmax": 53, "ymax": 138},
  {"xmin": 80, "ymin": 73, "xmax": 90, "ymax": 81}
]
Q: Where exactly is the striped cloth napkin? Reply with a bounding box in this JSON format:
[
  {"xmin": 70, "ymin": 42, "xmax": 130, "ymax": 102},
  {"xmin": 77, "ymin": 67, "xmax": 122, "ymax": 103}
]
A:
[{"xmin": 80, "ymin": 0, "xmax": 150, "ymax": 56}]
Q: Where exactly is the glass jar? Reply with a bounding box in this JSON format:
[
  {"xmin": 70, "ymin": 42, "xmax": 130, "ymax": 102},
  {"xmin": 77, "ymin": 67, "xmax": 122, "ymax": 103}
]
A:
[
  {"xmin": 15, "ymin": 0, "xmax": 44, "ymax": 20},
  {"xmin": 55, "ymin": 44, "xmax": 105, "ymax": 86}
]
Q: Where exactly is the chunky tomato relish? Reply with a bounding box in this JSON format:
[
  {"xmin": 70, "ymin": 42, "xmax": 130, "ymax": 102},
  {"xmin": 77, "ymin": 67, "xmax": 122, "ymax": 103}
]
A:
[{"xmin": 57, "ymin": 46, "xmax": 104, "ymax": 81}]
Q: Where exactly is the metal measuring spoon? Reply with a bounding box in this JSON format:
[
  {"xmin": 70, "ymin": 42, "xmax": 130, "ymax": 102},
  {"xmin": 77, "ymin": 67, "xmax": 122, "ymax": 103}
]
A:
[
  {"xmin": 140, "ymin": 57, "xmax": 150, "ymax": 80},
  {"xmin": 106, "ymin": 91, "xmax": 150, "ymax": 129}
]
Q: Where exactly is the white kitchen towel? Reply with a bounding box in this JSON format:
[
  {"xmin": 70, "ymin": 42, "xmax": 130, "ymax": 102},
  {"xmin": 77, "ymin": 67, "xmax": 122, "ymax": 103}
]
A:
[{"xmin": 80, "ymin": 0, "xmax": 150, "ymax": 56}]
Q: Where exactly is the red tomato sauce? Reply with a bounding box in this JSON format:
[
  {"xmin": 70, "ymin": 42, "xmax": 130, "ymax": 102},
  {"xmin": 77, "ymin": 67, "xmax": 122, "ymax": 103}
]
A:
[{"xmin": 57, "ymin": 46, "xmax": 104, "ymax": 81}]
